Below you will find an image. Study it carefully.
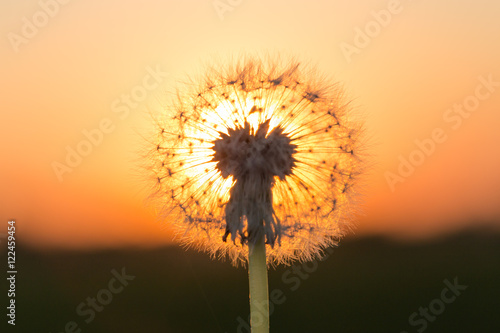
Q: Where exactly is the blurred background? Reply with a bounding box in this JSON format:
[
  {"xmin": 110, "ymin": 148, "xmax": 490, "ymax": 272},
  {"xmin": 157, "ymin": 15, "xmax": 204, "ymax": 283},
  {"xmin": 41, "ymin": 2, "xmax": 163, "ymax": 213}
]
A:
[{"xmin": 1, "ymin": 0, "xmax": 499, "ymax": 332}]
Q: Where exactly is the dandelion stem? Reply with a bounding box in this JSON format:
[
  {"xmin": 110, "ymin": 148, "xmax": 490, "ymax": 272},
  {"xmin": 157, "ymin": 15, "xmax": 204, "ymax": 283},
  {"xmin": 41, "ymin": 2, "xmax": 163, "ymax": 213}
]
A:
[{"xmin": 248, "ymin": 235, "xmax": 269, "ymax": 332}]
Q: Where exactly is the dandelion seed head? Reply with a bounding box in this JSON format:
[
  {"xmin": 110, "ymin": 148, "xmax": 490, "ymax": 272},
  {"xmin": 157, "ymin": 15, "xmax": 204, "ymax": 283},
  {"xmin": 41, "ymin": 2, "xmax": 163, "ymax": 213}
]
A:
[{"xmin": 147, "ymin": 56, "xmax": 365, "ymax": 266}]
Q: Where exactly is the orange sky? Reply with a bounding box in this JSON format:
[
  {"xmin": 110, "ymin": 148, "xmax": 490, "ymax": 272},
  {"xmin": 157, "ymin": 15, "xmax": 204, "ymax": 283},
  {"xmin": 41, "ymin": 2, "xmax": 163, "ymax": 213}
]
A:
[{"xmin": 1, "ymin": 0, "xmax": 500, "ymax": 249}]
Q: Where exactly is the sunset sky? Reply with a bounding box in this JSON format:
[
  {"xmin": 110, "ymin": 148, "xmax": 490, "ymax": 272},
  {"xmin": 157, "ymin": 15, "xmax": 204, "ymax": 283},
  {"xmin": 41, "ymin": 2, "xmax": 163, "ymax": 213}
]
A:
[{"xmin": 1, "ymin": 0, "xmax": 500, "ymax": 249}]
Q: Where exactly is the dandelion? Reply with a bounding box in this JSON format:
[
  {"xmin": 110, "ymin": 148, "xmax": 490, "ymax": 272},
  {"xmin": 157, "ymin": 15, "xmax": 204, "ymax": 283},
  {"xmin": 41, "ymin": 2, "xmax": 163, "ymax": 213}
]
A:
[{"xmin": 146, "ymin": 55, "xmax": 364, "ymax": 332}]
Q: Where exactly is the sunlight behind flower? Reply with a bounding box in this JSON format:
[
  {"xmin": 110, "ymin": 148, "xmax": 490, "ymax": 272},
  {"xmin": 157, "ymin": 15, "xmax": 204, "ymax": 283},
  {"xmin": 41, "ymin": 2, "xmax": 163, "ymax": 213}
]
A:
[
  {"xmin": 147, "ymin": 56, "xmax": 364, "ymax": 265},
  {"xmin": 176, "ymin": 96, "xmax": 288, "ymax": 205}
]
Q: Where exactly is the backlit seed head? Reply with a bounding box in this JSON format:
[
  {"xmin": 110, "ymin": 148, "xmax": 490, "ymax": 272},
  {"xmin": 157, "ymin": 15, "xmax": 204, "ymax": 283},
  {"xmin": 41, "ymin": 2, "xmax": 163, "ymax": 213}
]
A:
[{"xmin": 146, "ymin": 56, "xmax": 365, "ymax": 266}]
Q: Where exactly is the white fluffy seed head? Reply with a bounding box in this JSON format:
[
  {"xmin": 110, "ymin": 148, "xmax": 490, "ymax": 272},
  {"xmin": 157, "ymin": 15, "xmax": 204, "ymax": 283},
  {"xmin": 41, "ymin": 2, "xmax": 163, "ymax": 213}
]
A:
[{"xmin": 146, "ymin": 55, "xmax": 365, "ymax": 266}]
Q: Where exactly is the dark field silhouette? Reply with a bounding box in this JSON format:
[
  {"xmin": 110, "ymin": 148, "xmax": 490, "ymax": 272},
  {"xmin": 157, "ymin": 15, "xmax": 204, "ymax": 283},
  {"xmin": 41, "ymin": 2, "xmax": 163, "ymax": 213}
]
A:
[{"xmin": 6, "ymin": 227, "xmax": 500, "ymax": 333}]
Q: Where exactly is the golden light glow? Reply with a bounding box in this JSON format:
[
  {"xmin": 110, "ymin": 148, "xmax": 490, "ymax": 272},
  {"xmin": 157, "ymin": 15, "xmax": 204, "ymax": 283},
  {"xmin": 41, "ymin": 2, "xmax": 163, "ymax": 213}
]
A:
[
  {"xmin": 149, "ymin": 58, "xmax": 363, "ymax": 265},
  {"xmin": 177, "ymin": 93, "xmax": 292, "ymax": 211}
]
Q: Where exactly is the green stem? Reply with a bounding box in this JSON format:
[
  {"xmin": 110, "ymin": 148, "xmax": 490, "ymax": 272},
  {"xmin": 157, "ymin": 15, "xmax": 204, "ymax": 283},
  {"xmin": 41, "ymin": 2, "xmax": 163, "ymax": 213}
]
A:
[{"xmin": 248, "ymin": 236, "xmax": 269, "ymax": 333}]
